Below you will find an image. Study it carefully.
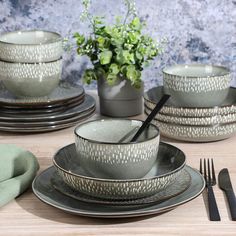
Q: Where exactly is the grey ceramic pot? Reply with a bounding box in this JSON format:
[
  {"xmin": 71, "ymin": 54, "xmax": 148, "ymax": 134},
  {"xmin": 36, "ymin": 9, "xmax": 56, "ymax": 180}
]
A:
[{"xmin": 97, "ymin": 77, "xmax": 144, "ymax": 117}]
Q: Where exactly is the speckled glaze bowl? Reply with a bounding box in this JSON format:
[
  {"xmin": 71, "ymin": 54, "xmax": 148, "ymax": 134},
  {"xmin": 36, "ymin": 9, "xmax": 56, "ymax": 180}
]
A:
[
  {"xmin": 74, "ymin": 119, "xmax": 160, "ymax": 179},
  {"xmin": 0, "ymin": 59, "xmax": 62, "ymax": 97},
  {"xmin": 0, "ymin": 30, "xmax": 63, "ymax": 63},
  {"xmin": 53, "ymin": 143, "xmax": 186, "ymax": 199},
  {"xmin": 144, "ymin": 86, "xmax": 236, "ymax": 117},
  {"xmin": 163, "ymin": 64, "xmax": 231, "ymax": 107}
]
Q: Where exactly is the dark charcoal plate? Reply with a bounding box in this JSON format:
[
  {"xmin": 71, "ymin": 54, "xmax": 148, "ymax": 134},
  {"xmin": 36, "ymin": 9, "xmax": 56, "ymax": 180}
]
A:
[
  {"xmin": 0, "ymin": 94, "xmax": 95, "ymax": 122},
  {"xmin": 32, "ymin": 165, "xmax": 205, "ymax": 218}
]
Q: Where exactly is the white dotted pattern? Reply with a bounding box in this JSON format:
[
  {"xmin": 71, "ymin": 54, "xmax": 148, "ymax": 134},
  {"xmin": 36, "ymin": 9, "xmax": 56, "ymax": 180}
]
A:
[
  {"xmin": 163, "ymin": 73, "xmax": 231, "ymax": 92},
  {"xmin": 153, "ymin": 120, "xmax": 236, "ymax": 140},
  {"xmin": 0, "ymin": 41, "xmax": 62, "ymax": 63},
  {"xmin": 145, "ymin": 100, "xmax": 236, "ymax": 117},
  {"xmin": 0, "ymin": 60, "xmax": 62, "ymax": 81},
  {"xmin": 75, "ymin": 136, "xmax": 159, "ymax": 164},
  {"xmin": 56, "ymin": 166, "xmax": 183, "ymax": 199},
  {"xmin": 145, "ymin": 108, "xmax": 236, "ymax": 126}
]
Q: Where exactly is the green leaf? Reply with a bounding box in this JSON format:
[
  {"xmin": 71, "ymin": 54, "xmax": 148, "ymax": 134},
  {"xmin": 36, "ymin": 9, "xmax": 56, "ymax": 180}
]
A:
[
  {"xmin": 99, "ymin": 50, "xmax": 112, "ymax": 65},
  {"xmin": 130, "ymin": 17, "xmax": 142, "ymax": 31},
  {"xmin": 116, "ymin": 50, "xmax": 135, "ymax": 64},
  {"xmin": 109, "ymin": 63, "xmax": 119, "ymax": 75},
  {"xmin": 83, "ymin": 69, "xmax": 97, "ymax": 84},
  {"xmin": 126, "ymin": 65, "xmax": 141, "ymax": 82}
]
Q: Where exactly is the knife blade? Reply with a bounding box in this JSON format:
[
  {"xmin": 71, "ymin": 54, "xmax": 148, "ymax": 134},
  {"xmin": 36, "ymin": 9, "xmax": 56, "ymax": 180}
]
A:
[{"xmin": 218, "ymin": 168, "xmax": 236, "ymax": 220}]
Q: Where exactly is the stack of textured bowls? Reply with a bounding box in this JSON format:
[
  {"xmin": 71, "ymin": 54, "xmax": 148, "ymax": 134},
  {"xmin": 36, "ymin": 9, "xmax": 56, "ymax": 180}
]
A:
[
  {"xmin": 144, "ymin": 64, "xmax": 235, "ymax": 142},
  {"xmin": 0, "ymin": 30, "xmax": 96, "ymax": 133},
  {"xmin": 0, "ymin": 30, "xmax": 63, "ymax": 97}
]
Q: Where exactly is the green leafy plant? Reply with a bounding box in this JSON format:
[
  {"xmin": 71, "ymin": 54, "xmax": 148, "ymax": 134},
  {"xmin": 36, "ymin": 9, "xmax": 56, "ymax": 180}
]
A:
[{"xmin": 74, "ymin": 0, "xmax": 163, "ymax": 88}]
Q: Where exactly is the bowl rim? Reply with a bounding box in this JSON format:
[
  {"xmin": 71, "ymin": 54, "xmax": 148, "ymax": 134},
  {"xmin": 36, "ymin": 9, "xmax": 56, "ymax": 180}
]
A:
[
  {"xmin": 74, "ymin": 118, "xmax": 160, "ymax": 145},
  {"xmin": 162, "ymin": 64, "xmax": 230, "ymax": 78},
  {"xmin": 0, "ymin": 58, "xmax": 62, "ymax": 65},
  {"xmin": 0, "ymin": 30, "xmax": 62, "ymax": 46},
  {"xmin": 52, "ymin": 142, "xmax": 186, "ymax": 182}
]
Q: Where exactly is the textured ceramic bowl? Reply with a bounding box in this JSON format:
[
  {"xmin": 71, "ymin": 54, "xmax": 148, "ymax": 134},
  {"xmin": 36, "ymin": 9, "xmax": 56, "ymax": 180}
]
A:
[
  {"xmin": 152, "ymin": 119, "xmax": 236, "ymax": 142},
  {"xmin": 53, "ymin": 143, "xmax": 186, "ymax": 199},
  {"xmin": 0, "ymin": 30, "xmax": 62, "ymax": 63},
  {"xmin": 163, "ymin": 64, "xmax": 231, "ymax": 107},
  {"xmin": 144, "ymin": 86, "xmax": 236, "ymax": 117},
  {"xmin": 145, "ymin": 107, "xmax": 236, "ymax": 126},
  {"xmin": 0, "ymin": 59, "xmax": 62, "ymax": 97},
  {"xmin": 74, "ymin": 119, "xmax": 160, "ymax": 179}
]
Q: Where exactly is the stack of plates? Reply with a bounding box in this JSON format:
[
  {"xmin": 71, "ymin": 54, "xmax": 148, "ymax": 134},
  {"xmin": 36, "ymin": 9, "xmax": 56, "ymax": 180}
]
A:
[
  {"xmin": 144, "ymin": 86, "xmax": 236, "ymax": 142},
  {"xmin": 0, "ymin": 81, "xmax": 96, "ymax": 133},
  {"xmin": 32, "ymin": 142, "xmax": 205, "ymax": 218}
]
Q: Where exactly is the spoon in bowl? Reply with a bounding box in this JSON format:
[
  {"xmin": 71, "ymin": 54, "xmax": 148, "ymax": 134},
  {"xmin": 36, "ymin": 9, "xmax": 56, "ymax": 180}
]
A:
[{"xmin": 118, "ymin": 94, "xmax": 170, "ymax": 143}]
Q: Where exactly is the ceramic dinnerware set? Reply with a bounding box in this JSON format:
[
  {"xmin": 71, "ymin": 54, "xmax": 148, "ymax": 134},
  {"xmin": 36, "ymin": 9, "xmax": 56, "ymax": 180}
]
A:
[
  {"xmin": 144, "ymin": 64, "xmax": 234, "ymax": 142},
  {"xmin": 0, "ymin": 30, "xmax": 96, "ymax": 132},
  {"xmin": 32, "ymin": 118, "xmax": 205, "ymax": 218}
]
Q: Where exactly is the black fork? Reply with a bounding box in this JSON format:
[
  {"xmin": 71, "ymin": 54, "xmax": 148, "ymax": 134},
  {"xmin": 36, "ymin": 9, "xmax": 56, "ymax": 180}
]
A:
[{"xmin": 200, "ymin": 158, "xmax": 221, "ymax": 221}]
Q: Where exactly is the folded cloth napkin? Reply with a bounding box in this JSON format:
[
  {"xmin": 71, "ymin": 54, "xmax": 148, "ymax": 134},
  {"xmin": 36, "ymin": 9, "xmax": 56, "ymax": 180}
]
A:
[{"xmin": 0, "ymin": 144, "xmax": 39, "ymax": 207}]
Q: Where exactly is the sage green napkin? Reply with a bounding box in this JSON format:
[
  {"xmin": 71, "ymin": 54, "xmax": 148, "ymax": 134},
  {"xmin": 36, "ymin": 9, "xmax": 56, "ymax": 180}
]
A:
[{"xmin": 0, "ymin": 144, "xmax": 39, "ymax": 207}]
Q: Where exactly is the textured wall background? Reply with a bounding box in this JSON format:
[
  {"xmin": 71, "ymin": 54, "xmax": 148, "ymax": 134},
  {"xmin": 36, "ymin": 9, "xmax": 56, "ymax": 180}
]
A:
[{"xmin": 0, "ymin": 0, "xmax": 235, "ymax": 89}]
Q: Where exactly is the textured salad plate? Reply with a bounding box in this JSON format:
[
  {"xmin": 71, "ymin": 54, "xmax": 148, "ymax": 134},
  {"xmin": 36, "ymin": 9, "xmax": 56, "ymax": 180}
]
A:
[
  {"xmin": 144, "ymin": 86, "xmax": 236, "ymax": 117},
  {"xmin": 32, "ymin": 165, "xmax": 204, "ymax": 218},
  {"xmin": 145, "ymin": 106, "xmax": 236, "ymax": 126},
  {"xmin": 0, "ymin": 80, "xmax": 84, "ymax": 107},
  {"xmin": 0, "ymin": 94, "xmax": 95, "ymax": 122},
  {"xmin": 150, "ymin": 118, "xmax": 236, "ymax": 142},
  {"xmin": 53, "ymin": 142, "xmax": 186, "ymax": 199}
]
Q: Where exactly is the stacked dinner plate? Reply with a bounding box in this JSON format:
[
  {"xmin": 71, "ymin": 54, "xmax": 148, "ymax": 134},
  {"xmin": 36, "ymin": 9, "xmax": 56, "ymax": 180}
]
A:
[
  {"xmin": 144, "ymin": 86, "xmax": 236, "ymax": 142},
  {"xmin": 0, "ymin": 80, "xmax": 96, "ymax": 133}
]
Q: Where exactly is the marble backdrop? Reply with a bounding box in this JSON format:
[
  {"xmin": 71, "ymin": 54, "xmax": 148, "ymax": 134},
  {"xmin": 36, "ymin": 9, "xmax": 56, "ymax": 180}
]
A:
[{"xmin": 0, "ymin": 0, "xmax": 235, "ymax": 89}]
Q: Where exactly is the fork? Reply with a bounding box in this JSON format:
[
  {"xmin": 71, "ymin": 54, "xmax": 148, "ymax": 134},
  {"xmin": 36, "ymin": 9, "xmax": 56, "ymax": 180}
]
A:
[{"xmin": 200, "ymin": 158, "xmax": 221, "ymax": 221}]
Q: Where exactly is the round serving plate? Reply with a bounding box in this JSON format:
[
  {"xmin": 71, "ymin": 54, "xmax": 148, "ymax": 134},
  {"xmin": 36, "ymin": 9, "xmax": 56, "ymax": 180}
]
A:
[
  {"xmin": 145, "ymin": 106, "xmax": 236, "ymax": 126},
  {"xmin": 32, "ymin": 165, "xmax": 205, "ymax": 218},
  {"xmin": 144, "ymin": 86, "xmax": 236, "ymax": 117},
  {"xmin": 0, "ymin": 94, "xmax": 95, "ymax": 122},
  {"xmin": 151, "ymin": 118, "xmax": 236, "ymax": 142},
  {"xmin": 53, "ymin": 142, "xmax": 186, "ymax": 200},
  {"xmin": 0, "ymin": 79, "xmax": 84, "ymax": 107}
]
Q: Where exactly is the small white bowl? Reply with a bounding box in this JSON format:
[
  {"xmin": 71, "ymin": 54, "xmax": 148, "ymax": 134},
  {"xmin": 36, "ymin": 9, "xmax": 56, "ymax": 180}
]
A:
[
  {"xmin": 0, "ymin": 59, "xmax": 62, "ymax": 97},
  {"xmin": 163, "ymin": 64, "xmax": 231, "ymax": 107},
  {"xmin": 74, "ymin": 119, "xmax": 160, "ymax": 179},
  {"xmin": 0, "ymin": 30, "xmax": 63, "ymax": 63}
]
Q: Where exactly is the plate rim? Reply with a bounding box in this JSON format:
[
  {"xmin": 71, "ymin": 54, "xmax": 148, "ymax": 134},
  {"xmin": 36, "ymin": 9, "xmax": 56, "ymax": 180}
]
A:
[{"xmin": 32, "ymin": 165, "xmax": 205, "ymax": 218}]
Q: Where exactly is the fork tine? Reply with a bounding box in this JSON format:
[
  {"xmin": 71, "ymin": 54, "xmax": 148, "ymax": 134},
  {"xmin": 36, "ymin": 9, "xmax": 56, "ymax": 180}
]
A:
[
  {"xmin": 200, "ymin": 159, "xmax": 203, "ymax": 174},
  {"xmin": 207, "ymin": 158, "xmax": 211, "ymax": 182},
  {"xmin": 203, "ymin": 158, "xmax": 207, "ymax": 181},
  {"xmin": 211, "ymin": 158, "xmax": 216, "ymax": 182}
]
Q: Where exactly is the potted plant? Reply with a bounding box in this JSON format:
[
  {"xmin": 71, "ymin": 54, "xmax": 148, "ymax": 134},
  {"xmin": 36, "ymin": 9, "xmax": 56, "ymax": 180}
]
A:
[{"xmin": 74, "ymin": 0, "xmax": 163, "ymax": 117}]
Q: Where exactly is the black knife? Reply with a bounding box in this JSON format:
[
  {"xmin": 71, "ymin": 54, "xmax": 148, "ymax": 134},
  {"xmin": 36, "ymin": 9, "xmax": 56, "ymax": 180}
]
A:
[{"xmin": 218, "ymin": 168, "xmax": 236, "ymax": 220}]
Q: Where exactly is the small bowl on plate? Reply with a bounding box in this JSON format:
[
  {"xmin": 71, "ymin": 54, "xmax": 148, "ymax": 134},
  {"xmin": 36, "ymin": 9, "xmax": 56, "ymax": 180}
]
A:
[
  {"xmin": 0, "ymin": 59, "xmax": 62, "ymax": 97},
  {"xmin": 74, "ymin": 119, "xmax": 160, "ymax": 179},
  {"xmin": 0, "ymin": 30, "xmax": 63, "ymax": 63},
  {"xmin": 163, "ymin": 64, "xmax": 231, "ymax": 107}
]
